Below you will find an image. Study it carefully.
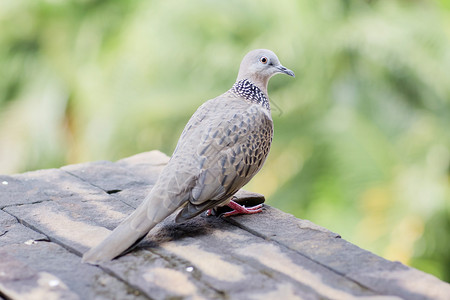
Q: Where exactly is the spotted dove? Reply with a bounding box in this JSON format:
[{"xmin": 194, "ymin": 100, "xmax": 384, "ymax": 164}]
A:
[{"xmin": 82, "ymin": 49, "xmax": 294, "ymax": 264}]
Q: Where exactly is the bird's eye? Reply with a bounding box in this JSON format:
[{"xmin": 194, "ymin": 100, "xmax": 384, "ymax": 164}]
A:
[{"xmin": 260, "ymin": 56, "xmax": 268, "ymax": 64}]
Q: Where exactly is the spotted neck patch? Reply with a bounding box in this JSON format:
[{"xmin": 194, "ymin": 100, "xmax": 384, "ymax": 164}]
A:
[{"xmin": 231, "ymin": 79, "xmax": 270, "ymax": 110}]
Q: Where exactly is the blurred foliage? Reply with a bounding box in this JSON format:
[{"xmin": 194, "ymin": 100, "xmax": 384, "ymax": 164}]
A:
[{"xmin": 0, "ymin": 0, "xmax": 449, "ymax": 281}]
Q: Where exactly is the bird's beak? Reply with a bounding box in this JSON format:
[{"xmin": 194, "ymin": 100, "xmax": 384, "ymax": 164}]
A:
[{"xmin": 277, "ymin": 65, "xmax": 295, "ymax": 78}]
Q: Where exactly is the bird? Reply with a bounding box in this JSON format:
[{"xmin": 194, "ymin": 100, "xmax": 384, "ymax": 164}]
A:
[{"xmin": 82, "ymin": 49, "xmax": 294, "ymax": 264}]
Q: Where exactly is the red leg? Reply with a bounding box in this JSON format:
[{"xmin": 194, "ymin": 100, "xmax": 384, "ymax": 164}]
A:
[{"xmin": 221, "ymin": 200, "xmax": 263, "ymax": 217}]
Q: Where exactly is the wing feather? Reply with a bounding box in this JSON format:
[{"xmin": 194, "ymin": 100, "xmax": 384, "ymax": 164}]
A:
[{"xmin": 171, "ymin": 96, "xmax": 273, "ymax": 222}]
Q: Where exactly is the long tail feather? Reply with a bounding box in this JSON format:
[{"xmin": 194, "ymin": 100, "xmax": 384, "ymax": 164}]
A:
[{"xmin": 82, "ymin": 191, "xmax": 179, "ymax": 264}]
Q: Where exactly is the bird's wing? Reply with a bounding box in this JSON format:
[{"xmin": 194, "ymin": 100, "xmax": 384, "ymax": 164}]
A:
[{"xmin": 171, "ymin": 95, "xmax": 273, "ymax": 222}]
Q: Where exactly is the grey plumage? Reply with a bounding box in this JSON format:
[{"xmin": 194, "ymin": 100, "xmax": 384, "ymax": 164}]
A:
[{"xmin": 82, "ymin": 49, "xmax": 294, "ymax": 264}]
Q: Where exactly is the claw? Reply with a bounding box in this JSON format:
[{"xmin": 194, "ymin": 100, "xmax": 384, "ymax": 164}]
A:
[{"xmin": 221, "ymin": 200, "xmax": 263, "ymax": 218}]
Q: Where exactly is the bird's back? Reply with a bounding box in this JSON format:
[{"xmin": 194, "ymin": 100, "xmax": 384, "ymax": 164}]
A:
[{"xmin": 154, "ymin": 91, "xmax": 274, "ymax": 222}]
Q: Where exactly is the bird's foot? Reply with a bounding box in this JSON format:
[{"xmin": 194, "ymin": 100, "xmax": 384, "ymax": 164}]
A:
[{"xmin": 221, "ymin": 200, "xmax": 263, "ymax": 217}]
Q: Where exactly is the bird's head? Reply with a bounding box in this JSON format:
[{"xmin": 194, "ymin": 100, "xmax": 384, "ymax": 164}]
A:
[{"xmin": 236, "ymin": 49, "xmax": 295, "ymax": 93}]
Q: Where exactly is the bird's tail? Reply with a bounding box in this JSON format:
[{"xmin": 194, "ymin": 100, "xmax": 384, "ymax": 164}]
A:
[{"xmin": 82, "ymin": 190, "xmax": 180, "ymax": 264}]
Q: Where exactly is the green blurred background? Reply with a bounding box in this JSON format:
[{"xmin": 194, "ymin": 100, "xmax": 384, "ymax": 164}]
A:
[{"xmin": 1, "ymin": 0, "xmax": 449, "ymax": 282}]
